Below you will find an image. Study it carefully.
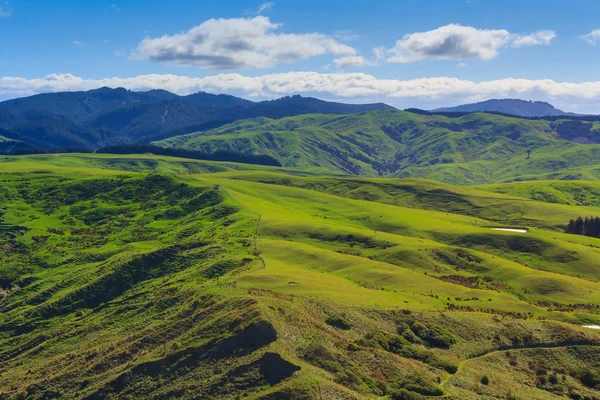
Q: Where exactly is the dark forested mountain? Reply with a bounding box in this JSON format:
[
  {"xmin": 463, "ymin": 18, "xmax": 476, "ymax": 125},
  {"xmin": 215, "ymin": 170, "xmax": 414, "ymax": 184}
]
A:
[
  {"xmin": 433, "ymin": 99, "xmax": 569, "ymax": 117},
  {"xmin": 0, "ymin": 88, "xmax": 394, "ymax": 149}
]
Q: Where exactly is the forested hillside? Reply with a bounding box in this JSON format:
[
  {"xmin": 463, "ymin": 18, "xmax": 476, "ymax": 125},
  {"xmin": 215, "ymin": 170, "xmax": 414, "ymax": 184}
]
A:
[
  {"xmin": 156, "ymin": 110, "xmax": 600, "ymax": 184},
  {"xmin": 0, "ymin": 88, "xmax": 393, "ymax": 149}
]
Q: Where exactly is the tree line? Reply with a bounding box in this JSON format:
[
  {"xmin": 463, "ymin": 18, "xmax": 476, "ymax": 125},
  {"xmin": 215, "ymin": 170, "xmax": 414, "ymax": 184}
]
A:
[
  {"xmin": 565, "ymin": 216, "xmax": 600, "ymax": 238},
  {"xmin": 96, "ymin": 144, "xmax": 282, "ymax": 167}
]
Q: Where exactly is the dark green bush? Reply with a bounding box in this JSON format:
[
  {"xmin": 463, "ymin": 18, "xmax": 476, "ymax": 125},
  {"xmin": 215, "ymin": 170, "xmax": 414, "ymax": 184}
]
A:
[
  {"xmin": 578, "ymin": 368, "xmax": 600, "ymax": 388},
  {"xmin": 346, "ymin": 343, "xmax": 360, "ymax": 351},
  {"xmin": 410, "ymin": 321, "xmax": 428, "ymax": 336},
  {"xmin": 325, "ymin": 316, "xmax": 351, "ymax": 330},
  {"xmin": 401, "ymin": 329, "xmax": 422, "ymax": 344},
  {"xmin": 423, "ymin": 325, "xmax": 458, "ymax": 348},
  {"xmin": 481, "ymin": 375, "xmax": 490, "ymax": 385}
]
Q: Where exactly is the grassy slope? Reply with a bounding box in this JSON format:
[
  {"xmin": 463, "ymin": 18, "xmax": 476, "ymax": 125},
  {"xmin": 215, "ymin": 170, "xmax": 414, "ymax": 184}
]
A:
[
  {"xmin": 155, "ymin": 110, "xmax": 600, "ymax": 184},
  {"xmin": 477, "ymin": 180, "xmax": 600, "ymax": 207},
  {"xmin": 0, "ymin": 154, "xmax": 599, "ymax": 400}
]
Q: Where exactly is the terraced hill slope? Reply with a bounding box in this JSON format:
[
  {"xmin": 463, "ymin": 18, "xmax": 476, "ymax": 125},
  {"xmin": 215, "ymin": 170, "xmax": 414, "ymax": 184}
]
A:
[
  {"xmin": 1, "ymin": 154, "xmax": 599, "ymax": 399},
  {"xmin": 156, "ymin": 110, "xmax": 600, "ymax": 184}
]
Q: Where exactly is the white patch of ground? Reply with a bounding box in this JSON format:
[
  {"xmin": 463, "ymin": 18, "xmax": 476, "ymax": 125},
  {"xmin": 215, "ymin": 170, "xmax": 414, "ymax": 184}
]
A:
[
  {"xmin": 582, "ymin": 325, "xmax": 600, "ymax": 330},
  {"xmin": 491, "ymin": 228, "xmax": 528, "ymax": 233}
]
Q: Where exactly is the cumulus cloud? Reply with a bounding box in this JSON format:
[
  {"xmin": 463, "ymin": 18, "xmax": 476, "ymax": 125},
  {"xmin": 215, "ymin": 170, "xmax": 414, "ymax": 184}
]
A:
[
  {"xmin": 132, "ymin": 16, "xmax": 356, "ymax": 69},
  {"xmin": 512, "ymin": 30, "xmax": 556, "ymax": 47},
  {"xmin": 256, "ymin": 2, "xmax": 274, "ymax": 14},
  {"xmin": 3, "ymin": 72, "xmax": 600, "ymax": 111},
  {"xmin": 332, "ymin": 56, "xmax": 372, "ymax": 68},
  {"xmin": 385, "ymin": 24, "xmax": 556, "ymax": 63},
  {"xmin": 581, "ymin": 29, "xmax": 600, "ymax": 45}
]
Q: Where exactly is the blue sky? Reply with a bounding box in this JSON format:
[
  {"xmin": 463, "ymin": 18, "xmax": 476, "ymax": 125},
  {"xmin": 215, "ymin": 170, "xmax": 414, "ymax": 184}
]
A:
[{"xmin": 1, "ymin": 0, "xmax": 600, "ymax": 111}]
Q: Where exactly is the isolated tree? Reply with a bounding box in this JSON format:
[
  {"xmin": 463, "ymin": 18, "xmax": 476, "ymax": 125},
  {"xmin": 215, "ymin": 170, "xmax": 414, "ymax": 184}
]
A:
[{"xmin": 526, "ymin": 149, "xmax": 532, "ymax": 159}]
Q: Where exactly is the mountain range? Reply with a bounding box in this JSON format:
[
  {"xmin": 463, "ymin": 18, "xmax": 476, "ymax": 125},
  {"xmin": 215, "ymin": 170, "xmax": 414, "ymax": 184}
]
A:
[
  {"xmin": 3, "ymin": 89, "xmax": 600, "ymax": 184},
  {"xmin": 432, "ymin": 98, "xmax": 571, "ymax": 117},
  {"xmin": 0, "ymin": 88, "xmax": 393, "ymax": 149}
]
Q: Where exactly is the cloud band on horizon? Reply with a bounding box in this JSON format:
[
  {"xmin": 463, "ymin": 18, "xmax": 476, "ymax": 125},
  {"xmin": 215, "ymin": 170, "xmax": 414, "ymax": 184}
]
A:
[{"xmin": 2, "ymin": 72, "xmax": 600, "ymax": 112}]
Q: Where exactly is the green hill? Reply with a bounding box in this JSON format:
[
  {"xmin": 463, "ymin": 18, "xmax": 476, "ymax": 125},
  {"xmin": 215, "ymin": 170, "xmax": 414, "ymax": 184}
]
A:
[
  {"xmin": 156, "ymin": 110, "xmax": 600, "ymax": 184},
  {"xmin": 1, "ymin": 154, "xmax": 599, "ymax": 399}
]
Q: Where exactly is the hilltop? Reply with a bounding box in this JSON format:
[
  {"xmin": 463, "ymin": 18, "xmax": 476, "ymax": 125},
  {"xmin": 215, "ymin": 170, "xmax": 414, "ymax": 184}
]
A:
[{"xmin": 433, "ymin": 99, "xmax": 570, "ymax": 117}]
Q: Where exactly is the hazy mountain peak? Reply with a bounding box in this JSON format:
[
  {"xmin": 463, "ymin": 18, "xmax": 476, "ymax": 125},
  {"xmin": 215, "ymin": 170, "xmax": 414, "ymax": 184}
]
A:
[{"xmin": 433, "ymin": 98, "xmax": 568, "ymax": 117}]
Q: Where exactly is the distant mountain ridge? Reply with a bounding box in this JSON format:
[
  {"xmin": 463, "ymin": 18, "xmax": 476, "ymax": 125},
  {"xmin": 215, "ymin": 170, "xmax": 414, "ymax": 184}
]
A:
[
  {"xmin": 433, "ymin": 99, "xmax": 571, "ymax": 117},
  {"xmin": 0, "ymin": 88, "xmax": 394, "ymax": 150}
]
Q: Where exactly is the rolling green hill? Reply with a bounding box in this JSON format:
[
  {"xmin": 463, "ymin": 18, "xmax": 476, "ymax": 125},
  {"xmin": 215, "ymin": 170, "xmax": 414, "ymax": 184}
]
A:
[
  {"xmin": 156, "ymin": 110, "xmax": 600, "ymax": 184},
  {"xmin": 1, "ymin": 154, "xmax": 599, "ymax": 399}
]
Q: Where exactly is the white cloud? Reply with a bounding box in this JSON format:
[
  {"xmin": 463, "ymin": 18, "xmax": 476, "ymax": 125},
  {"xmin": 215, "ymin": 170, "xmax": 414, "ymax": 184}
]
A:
[
  {"xmin": 512, "ymin": 30, "xmax": 556, "ymax": 47},
  {"xmin": 334, "ymin": 30, "xmax": 360, "ymax": 41},
  {"xmin": 114, "ymin": 50, "xmax": 126, "ymax": 57},
  {"xmin": 72, "ymin": 40, "xmax": 85, "ymax": 46},
  {"xmin": 385, "ymin": 24, "xmax": 555, "ymax": 63},
  {"xmin": 256, "ymin": 2, "xmax": 274, "ymax": 14},
  {"xmin": 0, "ymin": 4, "xmax": 11, "ymax": 17},
  {"xmin": 581, "ymin": 29, "xmax": 600, "ymax": 45},
  {"xmin": 332, "ymin": 55, "xmax": 372, "ymax": 68},
  {"xmin": 373, "ymin": 46, "xmax": 386, "ymax": 61},
  {"xmin": 131, "ymin": 16, "xmax": 356, "ymax": 69},
  {"xmin": 4, "ymin": 72, "xmax": 600, "ymax": 112},
  {"xmin": 457, "ymin": 62, "xmax": 467, "ymax": 67},
  {"xmin": 110, "ymin": 4, "xmax": 121, "ymax": 12}
]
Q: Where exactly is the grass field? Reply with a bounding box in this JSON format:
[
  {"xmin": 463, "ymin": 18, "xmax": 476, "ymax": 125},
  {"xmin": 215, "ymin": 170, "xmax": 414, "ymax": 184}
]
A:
[{"xmin": 1, "ymin": 154, "xmax": 599, "ymax": 399}]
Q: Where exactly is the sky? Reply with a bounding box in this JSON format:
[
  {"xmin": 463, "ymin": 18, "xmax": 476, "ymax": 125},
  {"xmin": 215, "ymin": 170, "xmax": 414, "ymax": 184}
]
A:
[{"xmin": 1, "ymin": 0, "xmax": 600, "ymax": 112}]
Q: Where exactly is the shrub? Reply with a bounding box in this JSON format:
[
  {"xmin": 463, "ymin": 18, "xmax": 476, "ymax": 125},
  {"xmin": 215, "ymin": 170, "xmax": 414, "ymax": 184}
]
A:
[
  {"xmin": 396, "ymin": 322, "xmax": 411, "ymax": 334},
  {"xmin": 346, "ymin": 343, "xmax": 360, "ymax": 351},
  {"xmin": 387, "ymin": 336, "xmax": 409, "ymax": 354},
  {"xmin": 481, "ymin": 375, "xmax": 490, "ymax": 385},
  {"xmin": 410, "ymin": 321, "xmax": 428, "ymax": 336},
  {"xmin": 578, "ymin": 368, "xmax": 600, "ymax": 388},
  {"xmin": 422, "ymin": 325, "xmax": 457, "ymax": 348},
  {"xmin": 325, "ymin": 316, "xmax": 351, "ymax": 330},
  {"xmin": 401, "ymin": 329, "xmax": 422, "ymax": 344}
]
